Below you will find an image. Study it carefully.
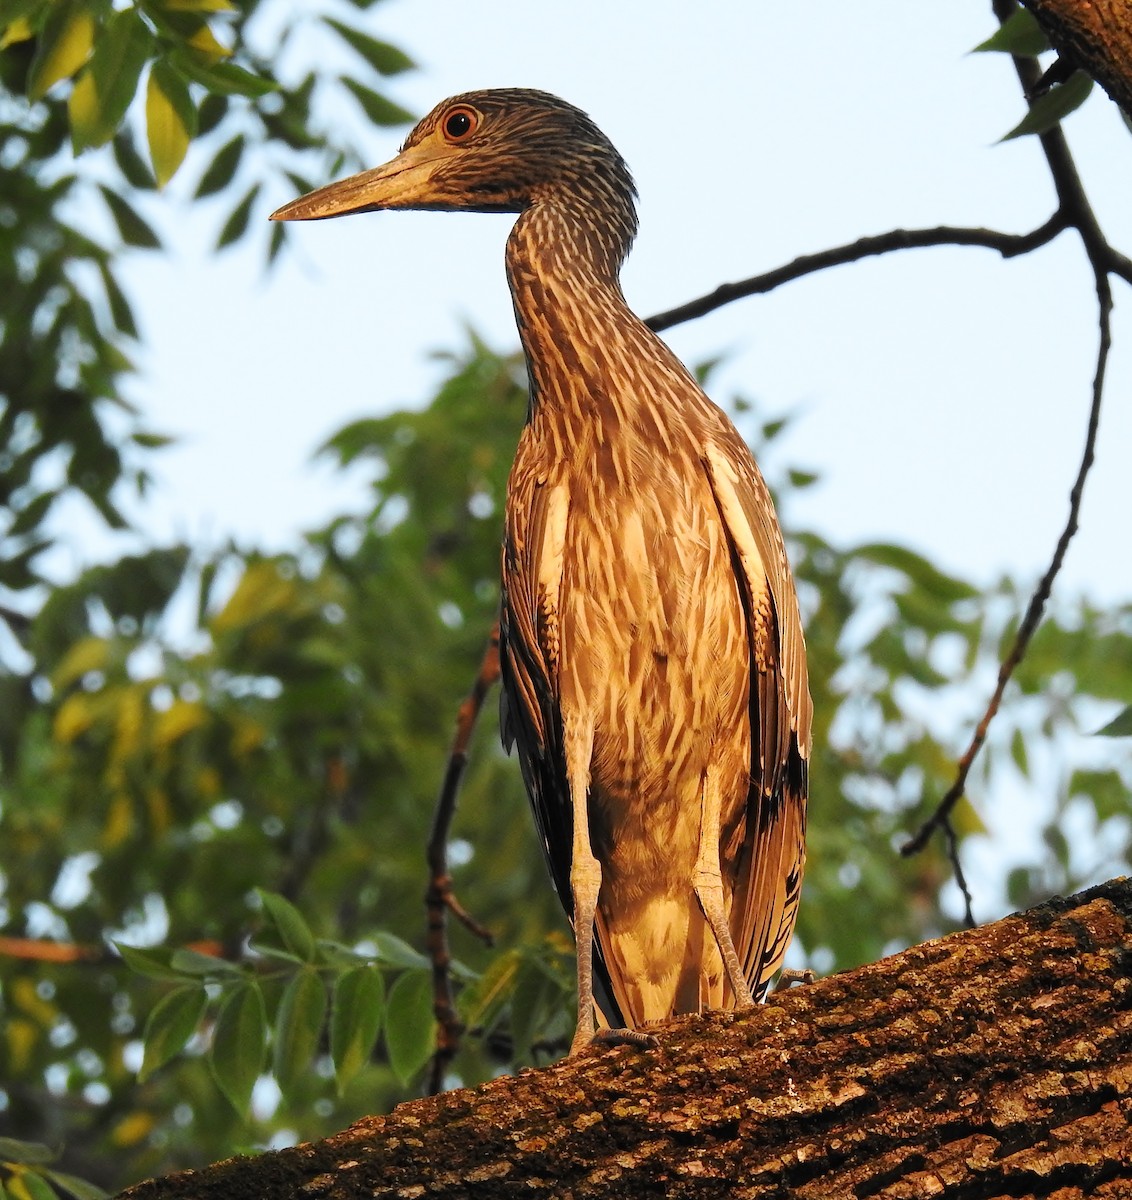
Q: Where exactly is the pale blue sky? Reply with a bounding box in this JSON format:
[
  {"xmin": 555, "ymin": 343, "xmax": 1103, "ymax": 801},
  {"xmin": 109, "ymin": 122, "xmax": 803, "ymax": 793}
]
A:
[{"xmin": 115, "ymin": 1, "xmax": 1131, "ymax": 608}]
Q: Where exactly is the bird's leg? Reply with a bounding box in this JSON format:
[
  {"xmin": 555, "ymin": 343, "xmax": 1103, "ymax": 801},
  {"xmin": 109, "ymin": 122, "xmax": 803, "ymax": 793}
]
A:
[
  {"xmin": 693, "ymin": 767, "xmax": 755, "ymax": 1008},
  {"xmin": 565, "ymin": 715, "xmax": 602, "ymax": 1055}
]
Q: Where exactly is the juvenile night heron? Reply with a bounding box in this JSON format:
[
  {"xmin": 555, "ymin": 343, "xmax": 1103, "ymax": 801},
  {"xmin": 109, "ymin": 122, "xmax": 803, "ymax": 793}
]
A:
[{"xmin": 272, "ymin": 89, "xmax": 812, "ymax": 1054}]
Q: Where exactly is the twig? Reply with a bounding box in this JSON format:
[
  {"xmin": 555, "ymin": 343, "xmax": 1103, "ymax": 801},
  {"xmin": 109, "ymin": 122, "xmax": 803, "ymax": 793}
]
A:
[
  {"xmin": 425, "ymin": 620, "xmax": 501, "ymax": 1096},
  {"xmin": 944, "ymin": 821, "xmax": 977, "ymax": 930},
  {"xmin": 645, "ymin": 219, "xmax": 1068, "ymax": 333},
  {"xmin": 902, "ymin": 266, "xmax": 1112, "ymax": 862}
]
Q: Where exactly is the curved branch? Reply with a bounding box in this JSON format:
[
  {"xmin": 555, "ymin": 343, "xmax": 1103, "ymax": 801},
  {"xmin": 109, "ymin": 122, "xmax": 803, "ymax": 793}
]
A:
[
  {"xmin": 425, "ymin": 622, "xmax": 500, "ymax": 1095},
  {"xmin": 645, "ymin": 217, "xmax": 1069, "ymax": 333},
  {"xmin": 903, "ymin": 264, "xmax": 1112, "ymax": 861}
]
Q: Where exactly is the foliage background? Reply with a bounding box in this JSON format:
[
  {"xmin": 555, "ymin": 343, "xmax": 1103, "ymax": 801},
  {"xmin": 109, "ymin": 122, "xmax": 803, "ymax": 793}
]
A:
[{"xmin": 0, "ymin": 1, "xmax": 1129, "ymax": 1195}]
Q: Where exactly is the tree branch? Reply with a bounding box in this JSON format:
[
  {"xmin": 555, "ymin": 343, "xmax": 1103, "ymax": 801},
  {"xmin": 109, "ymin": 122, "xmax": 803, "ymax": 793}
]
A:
[
  {"xmin": 644, "ymin": 218, "xmax": 1068, "ymax": 333},
  {"xmin": 903, "ymin": 267, "xmax": 1111, "ymax": 862},
  {"xmin": 425, "ymin": 621, "xmax": 500, "ymax": 1095},
  {"xmin": 904, "ymin": 0, "xmax": 1122, "ymax": 878},
  {"xmin": 116, "ymin": 878, "xmax": 1132, "ymax": 1199},
  {"xmin": 1023, "ymin": 0, "xmax": 1132, "ymax": 117}
]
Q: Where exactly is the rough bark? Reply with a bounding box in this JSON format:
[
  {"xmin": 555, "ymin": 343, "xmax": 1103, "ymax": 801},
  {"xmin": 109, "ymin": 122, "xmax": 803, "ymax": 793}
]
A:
[
  {"xmin": 118, "ymin": 879, "xmax": 1132, "ymax": 1199},
  {"xmin": 1024, "ymin": 0, "xmax": 1132, "ymax": 115}
]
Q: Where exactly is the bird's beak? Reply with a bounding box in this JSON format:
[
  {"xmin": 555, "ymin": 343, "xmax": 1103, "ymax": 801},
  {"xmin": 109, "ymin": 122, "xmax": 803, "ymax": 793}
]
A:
[{"xmin": 270, "ymin": 142, "xmax": 444, "ymax": 222}]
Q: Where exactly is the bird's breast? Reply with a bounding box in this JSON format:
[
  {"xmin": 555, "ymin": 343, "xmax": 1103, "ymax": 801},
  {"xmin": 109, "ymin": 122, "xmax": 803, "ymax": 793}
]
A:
[{"xmin": 549, "ymin": 440, "xmax": 752, "ymax": 839}]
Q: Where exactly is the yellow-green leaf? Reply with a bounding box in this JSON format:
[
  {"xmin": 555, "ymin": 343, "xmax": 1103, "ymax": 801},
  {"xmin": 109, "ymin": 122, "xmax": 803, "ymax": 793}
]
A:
[
  {"xmin": 153, "ymin": 698, "xmax": 207, "ymax": 746},
  {"xmin": 27, "ymin": 3, "xmax": 94, "ymax": 99},
  {"xmin": 68, "ymin": 9, "xmax": 153, "ymax": 152},
  {"xmin": 161, "ymin": 0, "xmax": 234, "ymax": 11},
  {"xmin": 52, "ymin": 635, "xmax": 110, "ymax": 689},
  {"xmin": 1, "ymin": 16, "xmax": 35, "ymax": 49},
  {"xmin": 146, "ymin": 60, "xmax": 196, "ymax": 187},
  {"xmin": 185, "ymin": 21, "xmax": 229, "ymax": 62},
  {"xmin": 53, "ymin": 692, "xmax": 97, "ymax": 743}
]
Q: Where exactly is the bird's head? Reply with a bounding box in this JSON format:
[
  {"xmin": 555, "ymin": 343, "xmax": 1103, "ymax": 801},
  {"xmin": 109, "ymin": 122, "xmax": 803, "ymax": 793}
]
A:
[{"xmin": 270, "ymin": 88, "xmax": 637, "ymax": 235}]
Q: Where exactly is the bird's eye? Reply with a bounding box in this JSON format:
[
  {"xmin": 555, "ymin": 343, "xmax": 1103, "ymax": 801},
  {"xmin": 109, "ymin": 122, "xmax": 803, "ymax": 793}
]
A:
[{"xmin": 442, "ymin": 107, "xmax": 478, "ymax": 142}]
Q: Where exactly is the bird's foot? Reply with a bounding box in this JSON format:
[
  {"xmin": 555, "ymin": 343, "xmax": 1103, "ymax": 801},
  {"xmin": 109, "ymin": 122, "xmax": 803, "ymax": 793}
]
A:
[
  {"xmin": 772, "ymin": 968, "xmax": 816, "ymax": 993},
  {"xmin": 576, "ymin": 1027, "xmax": 660, "ymax": 1054}
]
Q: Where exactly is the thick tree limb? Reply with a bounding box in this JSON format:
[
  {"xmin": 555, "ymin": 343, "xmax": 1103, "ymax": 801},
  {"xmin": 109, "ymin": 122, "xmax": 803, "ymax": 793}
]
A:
[
  {"xmin": 119, "ymin": 878, "xmax": 1132, "ymax": 1199},
  {"xmin": 1023, "ymin": 0, "xmax": 1132, "ymax": 118}
]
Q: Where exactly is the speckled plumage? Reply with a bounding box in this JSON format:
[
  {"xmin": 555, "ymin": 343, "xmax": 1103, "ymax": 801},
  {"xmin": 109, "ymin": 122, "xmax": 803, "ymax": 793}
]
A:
[{"xmin": 272, "ymin": 89, "xmax": 812, "ymax": 1052}]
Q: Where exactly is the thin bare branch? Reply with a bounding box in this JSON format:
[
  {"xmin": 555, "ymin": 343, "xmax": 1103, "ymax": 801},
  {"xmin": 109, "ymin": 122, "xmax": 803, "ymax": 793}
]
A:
[
  {"xmin": 425, "ymin": 621, "xmax": 501, "ymax": 1096},
  {"xmin": 645, "ymin": 218, "xmax": 1068, "ymax": 333},
  {"xmin": 943, "ymin": 820, "xmax": 977, "ymax": 929},
  {"xmin": 904, "ymin": 267, "xmax": 1112, "ymax": 860}
]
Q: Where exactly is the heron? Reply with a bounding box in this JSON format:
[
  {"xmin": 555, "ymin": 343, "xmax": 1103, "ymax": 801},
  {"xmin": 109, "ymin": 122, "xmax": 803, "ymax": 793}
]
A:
[{"xmin": 272, "ymin": 88, "xmax": 812, "ymax": 1054}]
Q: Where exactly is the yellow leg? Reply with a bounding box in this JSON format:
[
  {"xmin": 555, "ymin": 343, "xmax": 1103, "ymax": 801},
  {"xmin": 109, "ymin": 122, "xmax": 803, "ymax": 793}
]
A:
[
  {"xmin": 564, "ymin": 714, "xmax": 601, "ymax": 1055},
  {"xmin": 692, "ymin": 766, "xmax": 755, "ymax": 1008}
]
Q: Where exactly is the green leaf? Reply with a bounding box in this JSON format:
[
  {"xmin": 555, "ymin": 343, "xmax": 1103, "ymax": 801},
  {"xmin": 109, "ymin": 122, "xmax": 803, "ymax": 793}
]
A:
[
  {"xmin": 256, "ymin": 890, "xmax": 316, "ymax": 961},
  {"xmin": 1068, "ymin": 768, "xmax": 1130, "ymax": 821},
  {"xmin": 268, "ymin": 219, "xmax": 286, "ymax": 264},
  {"xmin": 98, "ymin": 186, "xmax": 161, "ymax": 249},
  {"xmin": 855, "ymin": 542, "xmax": 979, "ymax": 604},
  {"xmin": 1001, "ymin": 72, "xmax": 1094, "ymax": 141},
  {"xmin": 458, "ymin": 947, "xmax": 520, "ymax": 1032},
  {"xmin": 146, "ymin": 60, "xmax": 197, "ymax": 188},
  {"xmin": 215, "ymin": 182, "xmax": 260, "ymax": 249},
  {"xmin": 41, "ymin": 1170, "xmax": 109, "ymax": 1200},
  {"xmin": 373, "ymin": 930, "xmax": 429, "ymax": 970},
  {"xmin": 330, "ymin": 965, "xmax": 384, "ymax": 1092},
  {"xmin": 272, "ymin": 969, "xmax": 327, "ymax": 1094},
  {"xmin": 1097, "ymin": 704, "xmax": 1132, "ymax": 738},
  {"xmin": 327, "ymin": 20, "xmax": 414, "ymax": 76},
  {"xmin": 168, "ymin": 49, "xmax": 276, "ymax": 97},
  {"xmin": 112, "ymin": 131, "xmax": 157, "ymax": 189},
  {"xmin": 972, "ymin": 9, "xmax": 1049, "ymax": 57},
  {"xmin": 27, "ymin": 1, "xmax": 95, "ymax": 99},
  {"xmin": 210, "ymin": 984, "xmax": 267, "ymax": 1113},
  {"xmin": 115, "ymin": 942, "xmax": 184, "ymax": 981},
  {"xmin": 169, "ymin": 947, "xmax": 244, "ymax": 976},
  {"xmin": 0, "ymin": 1140, "xmax": 54, "ymax": 1166},
  {"xmin": 140, "ymin": 985, "xmax": 208, "ymax": 1080},
  {"xmin": 509, "ymin": 956, "xmax": 551, "ymax": 1062},
  {"xmin": 131, "ymin": 431, "xmax": 175, "ymax": 449},
  {"xmin": 194, "ymin": 133, "xmax": 244, "ymax": 198},
  {"xmin": 8, "ymin": 489, "xmax": 59, "ymax": 538},
  {"xmin": 14, "ymin": 1174, "xmax": 57, "ymax": 1200},
  {"xmin": 97, "ymin": 261, "xmax": 137, "ymax": 337},
  {"xmin": 68, "ymin": 8, "xmax": 153, "ymax": 152},
  {"xmin": 342, "ymin": 78, "xmax": 414, "ymax": 127},
  {"xmin": 384, "ymin": 969, "xmax": 434, "ymax": 1086}
]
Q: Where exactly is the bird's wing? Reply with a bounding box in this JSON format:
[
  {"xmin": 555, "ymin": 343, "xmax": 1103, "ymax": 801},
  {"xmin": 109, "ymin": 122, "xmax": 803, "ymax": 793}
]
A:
[
  {"xmin": 703, "ymin": 437, "xmax": 811, "ymax": 997},
  {"xmin": 499, "ymin": 457, "xmax": 623, "ymax": 1024}
]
